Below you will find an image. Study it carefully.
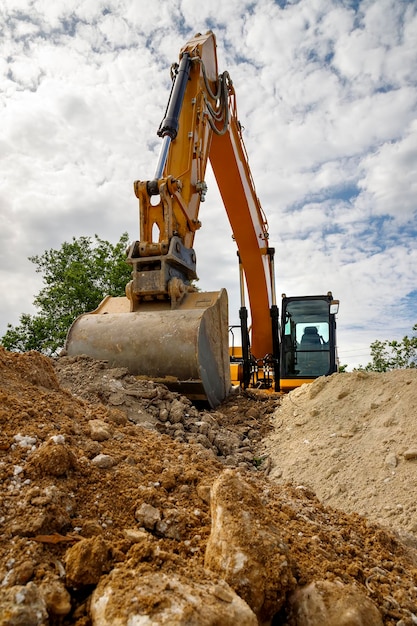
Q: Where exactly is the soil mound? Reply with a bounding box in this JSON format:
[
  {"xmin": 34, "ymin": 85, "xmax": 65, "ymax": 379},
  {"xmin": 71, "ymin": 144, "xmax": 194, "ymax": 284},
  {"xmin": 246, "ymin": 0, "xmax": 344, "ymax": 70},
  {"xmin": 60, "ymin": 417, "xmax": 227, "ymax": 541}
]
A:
[{"xmin": 263, "ymin": 370, "xmax": 417, "ymax": 542}]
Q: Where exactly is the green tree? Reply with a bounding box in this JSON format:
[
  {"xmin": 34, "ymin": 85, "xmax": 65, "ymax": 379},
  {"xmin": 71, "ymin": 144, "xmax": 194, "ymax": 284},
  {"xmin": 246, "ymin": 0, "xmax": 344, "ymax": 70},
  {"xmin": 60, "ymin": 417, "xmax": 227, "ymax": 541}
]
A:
[
  {"xmin": 1, "ymin": 233, "xmax": 131, "ymax": 356},
  {"xmin": 356, "ymin": 324, "xmax": 417, "ymax": 372}
]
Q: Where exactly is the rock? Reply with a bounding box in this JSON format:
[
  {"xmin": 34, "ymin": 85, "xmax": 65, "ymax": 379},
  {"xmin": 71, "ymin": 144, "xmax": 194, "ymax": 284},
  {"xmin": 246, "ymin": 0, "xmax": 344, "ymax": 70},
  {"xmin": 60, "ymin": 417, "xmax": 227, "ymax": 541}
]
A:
[
  {"xmin": 11, "ymin": 560, "xmax": 34, "ymax": 585},
  {"xmin": 125, "ymin": 385, "xmax": 158, "ymax": 400},
  {"xmin": 108, "ymin": 391, "xmax": 125, "ymax": 406},
  {"xmin": 246, "ymin": 407, "xmax": 259, "ymax": 419},
  {"xmin": 89, "ymin": 419, "xmax": 112, "ymax": 441},
  {"xmin": 65, "ymin": 537, "xmax": 111, "ymax": 587},
  {"xmin": 80, "ymin": 519, "xmax": 104, "ymax": 537},
  {"xmin": 403, "ymin": 449, "xmax": 417, "ymax": 460},
  {"xmin": 90, "ymin": 568, "xmax": 257, "ymax": 626},
  {"xmin": 91, "ymin": 454, "xmax": 116, "ymax": 469},
  {"xmin": 204, "ymin": 469, "xmax": 296, "ymax": 622},
  {"xmin": 26, "ymin": 438, "xmax": 77, "ymax": 478},
  {"xmin": 238, "ymin": 450, "xmax": 256, "ymax": 463},
  {"xmin": 106, "ymin": 408, "xmax": 127, "ymax": 425},
  {"xmin": 128, "ymin": 408, "xmax": 156, "ymax": 426},
  {"xmin": 39, "ymin": 580, "xmax": 71, "ymax": 616},
  {"xmin": 384, "ymin": 452, "xmax": 398, "ymax": 467},
  {"xmin": 135, "ymin": 503, "xmax": 161, "ymax": 530},
  {"xmin": 213, "ymin": 431, "xmax": 240, "ymax": 455},
  {"xmin": 170, "ymin": 399, "xmax": 188, "ymax": 424},
  {"xmin": 123, "ymin": 528, "xmax": 149, "ymax": 543},
  {"xmin": 0, "ymin": 582, "xmax": 48, "ymax": 626},
  {"xmin": 196, "ymin": 483, "xmax": 211, "ymax": 504},
  {"xmin": 82, "ymin": 440, "xmax": 102, "ymax": 459},
  {"xmin": 194, "ymin": 433, "xmax": 212, "ymax": 449},
  {"xmin": 289, "ymin": 579, "xmax": 383, "ymax": 625},
  {"xmin": 155, "ymin": 509, "xmax": 183, "ymax": 540},
  {"xmin": 159, "ymin": 407, "xmax": 169, "ymax": 422},
  {"xmin": 196, "ymin": 419, "xmax": 209, "ymax": 436}
]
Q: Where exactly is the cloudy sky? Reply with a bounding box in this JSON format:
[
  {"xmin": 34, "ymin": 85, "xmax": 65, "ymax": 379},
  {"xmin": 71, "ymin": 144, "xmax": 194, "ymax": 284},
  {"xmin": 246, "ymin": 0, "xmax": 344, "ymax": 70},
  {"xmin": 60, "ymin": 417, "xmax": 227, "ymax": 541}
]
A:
[{"xmin": 1, "ymin": 0, "xmax": 416, "ymax": 370}]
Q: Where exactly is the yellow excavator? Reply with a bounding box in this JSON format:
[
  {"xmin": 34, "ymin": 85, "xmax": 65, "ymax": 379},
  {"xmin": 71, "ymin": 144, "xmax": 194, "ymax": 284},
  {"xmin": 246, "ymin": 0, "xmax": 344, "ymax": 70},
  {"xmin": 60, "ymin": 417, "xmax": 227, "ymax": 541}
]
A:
[{"xmin": 65, "ymin": 31, "xmax": 339, "ymax": 407}]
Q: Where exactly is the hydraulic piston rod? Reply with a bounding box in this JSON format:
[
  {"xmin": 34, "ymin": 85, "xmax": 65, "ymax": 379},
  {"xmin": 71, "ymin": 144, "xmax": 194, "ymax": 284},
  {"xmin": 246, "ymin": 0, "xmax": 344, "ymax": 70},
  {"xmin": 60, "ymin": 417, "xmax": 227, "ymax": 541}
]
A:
[{"xmin": 154, "ymin": 52, "xmax": 192, "ymax": 180}]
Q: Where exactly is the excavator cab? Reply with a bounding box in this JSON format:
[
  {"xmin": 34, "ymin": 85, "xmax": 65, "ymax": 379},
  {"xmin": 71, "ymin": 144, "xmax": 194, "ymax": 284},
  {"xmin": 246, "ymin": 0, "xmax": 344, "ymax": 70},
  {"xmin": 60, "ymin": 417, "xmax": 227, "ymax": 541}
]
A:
[
  {"xmin": 229, "ymin": 291, "xmax": 339, "ymax": 394},
  {"xmin": 280, "ymin": 293, "xmax": 339, "ymax": 392}
]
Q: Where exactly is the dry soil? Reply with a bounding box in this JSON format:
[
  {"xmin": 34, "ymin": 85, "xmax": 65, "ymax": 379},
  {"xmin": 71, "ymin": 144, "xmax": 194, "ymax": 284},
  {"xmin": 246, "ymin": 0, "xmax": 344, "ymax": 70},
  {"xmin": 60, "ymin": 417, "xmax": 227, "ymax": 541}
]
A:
[{"xmin": 0, "ymin": 347, "xmax": 416, "ymax": 625}]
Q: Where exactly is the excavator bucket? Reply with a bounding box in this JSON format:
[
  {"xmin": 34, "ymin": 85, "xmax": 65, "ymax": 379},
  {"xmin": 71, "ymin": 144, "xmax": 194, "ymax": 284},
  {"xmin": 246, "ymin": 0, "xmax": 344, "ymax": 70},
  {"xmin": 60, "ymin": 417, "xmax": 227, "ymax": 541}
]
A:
[{"xmin": 64, "ymin": 289, "xmax": 231, "ymax": 408}]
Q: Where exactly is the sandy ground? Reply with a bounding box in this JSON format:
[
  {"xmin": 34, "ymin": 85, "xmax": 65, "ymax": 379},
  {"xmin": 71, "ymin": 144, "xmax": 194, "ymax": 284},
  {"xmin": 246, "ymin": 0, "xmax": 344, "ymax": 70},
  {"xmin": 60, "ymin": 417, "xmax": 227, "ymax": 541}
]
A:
[
  {"xmin": 263, "ymin": 370, "xmax": 417, "ymax": 542},
  {"xmin": 0, "ymin": 347, "xmax": 417, "ymax": 624}
]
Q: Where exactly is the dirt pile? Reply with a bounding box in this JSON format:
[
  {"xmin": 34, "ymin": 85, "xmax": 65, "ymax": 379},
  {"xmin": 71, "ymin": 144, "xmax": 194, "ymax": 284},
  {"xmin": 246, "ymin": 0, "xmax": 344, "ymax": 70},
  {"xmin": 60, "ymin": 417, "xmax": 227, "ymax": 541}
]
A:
[
  {"xmin": 0, "ymin": 347, "xmax": 416, "ymax": 625},
  {"xmin": 53, "ymin": 354, "xmax": 277, "ymax": 472},
  {"xmin": 263, "ymin": 370, "xmax": 417, "ymax": 542}
]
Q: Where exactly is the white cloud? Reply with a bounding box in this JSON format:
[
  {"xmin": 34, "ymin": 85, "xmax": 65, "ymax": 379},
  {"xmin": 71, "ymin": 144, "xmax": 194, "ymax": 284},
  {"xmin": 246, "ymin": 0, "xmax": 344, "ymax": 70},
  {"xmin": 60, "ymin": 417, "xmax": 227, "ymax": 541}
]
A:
[
  {"xmin": 357, "ymin": 121, "xmax": 417, "ymax": 222},
  {"xmin": 0, "ymin": 0, "xmax": 416, "ymax": 372}
]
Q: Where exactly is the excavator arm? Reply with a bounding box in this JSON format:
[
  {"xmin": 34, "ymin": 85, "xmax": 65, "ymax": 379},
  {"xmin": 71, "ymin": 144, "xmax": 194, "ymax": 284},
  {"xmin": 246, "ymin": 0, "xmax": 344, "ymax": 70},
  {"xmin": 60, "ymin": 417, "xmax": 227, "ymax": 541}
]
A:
[
  {"xmin": 128, "ymin": 31, "xmax": 277, "ymax": 370},
  {"xmin": 128, "ymin": 31, "xmax": 273, "ymax": 321}
]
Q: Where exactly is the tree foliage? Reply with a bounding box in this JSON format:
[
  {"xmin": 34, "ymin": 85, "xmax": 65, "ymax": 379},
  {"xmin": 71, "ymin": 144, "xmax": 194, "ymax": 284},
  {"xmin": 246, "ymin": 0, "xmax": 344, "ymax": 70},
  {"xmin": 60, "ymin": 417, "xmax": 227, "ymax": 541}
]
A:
[
  {"xmin": 356, "ymin": 324, "xmax": 417, "ymax": 372},
  {"xmin": 1, "ymin": 233, "xmax": 131, "ymax": 356}
]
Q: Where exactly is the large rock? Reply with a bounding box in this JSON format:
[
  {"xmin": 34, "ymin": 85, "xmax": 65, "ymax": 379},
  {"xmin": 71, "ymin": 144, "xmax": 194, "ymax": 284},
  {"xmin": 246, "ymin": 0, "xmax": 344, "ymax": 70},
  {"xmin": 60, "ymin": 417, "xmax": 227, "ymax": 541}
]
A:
[
  {"xmin": 90, "ymin": 568, "xmax": 257, "ymax": 625},
  {"xmin": 289, "ymin": 580, "xmax": 383, "ymax": 625},
  {"xmin": 65, "ymin": 536, "xmax": 111, "ymax": 587},
  {"xmin": 26, "ymin": 437, "xmax": 77, "ymax": 478},
  {"xmin": 0, "ymin": 582, "xmax": 48, "ymax": 626},
  {"xmin": 204, "ymin": 469, "xmax": 296, "ymax": 621}
]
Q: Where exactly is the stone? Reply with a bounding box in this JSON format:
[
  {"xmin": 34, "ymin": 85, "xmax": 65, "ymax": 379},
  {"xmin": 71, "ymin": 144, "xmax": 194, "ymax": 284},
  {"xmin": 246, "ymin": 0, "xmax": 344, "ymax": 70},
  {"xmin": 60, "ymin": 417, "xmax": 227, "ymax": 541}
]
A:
[
  {"xmin": 213, "ymin": 431, "xmax": 240, "ymax": 455},
  {"xmin": 134, "ymin": 502, "xmax": 161, "ymax": 530},
  {"xmin": 289, "ymin": 580, "xmax": 383, "ymax": 625},
  {"xmin": 26, "ymin": 438, "xmax": 77, "ymax": 478},
  {"xmin": 91, "ymin": 454, "xmax": 116, "ymax": 469},
  {"xmin": 65, "ymin": 537, "xmax": 111, "ymax": 587},
  {"xmin": 196, "ymin": 483, "xmax": 211, "ymax": 504},
  {"xmin": 12, "ymin": 560, "xmax": 35, "ymax": 585},
  {"xmin": 170, "ymin": 399, "xmax": 187, "ymax": 424},
  {"xmin": 105, "ymin": 409, "xmax": 127, "ymax": 425},
  {"xmin": 204, "ymin": 469, "xmax": 296, "ymax": 622},
  {"xmin": 159, "ymin": 408, "xmax": 169, "ymax": 422},
  {"xmin": 246, "ymin": 407, "xmax": 259, "ymax": 419},
  {"xmin": 384, "ymin": 452, "xmax": 398, "ymax": 468},
  {"xmin": 0, "ymin": 582, "xmax": 48, "ymax": 626},
  {"xmin": 89, "ymin": 419, "xmax": 112, "ymax": 442},
  {"xmin": 39, "ymin": 580, "xmax": 71, "ymax": 616},
  {"xmin": 90, "ymin": 568, "xmax": 257, "ymax": 626},
  {"xmin": 123, "ymin": 528, "xmax": 149, "ymax": 543}
]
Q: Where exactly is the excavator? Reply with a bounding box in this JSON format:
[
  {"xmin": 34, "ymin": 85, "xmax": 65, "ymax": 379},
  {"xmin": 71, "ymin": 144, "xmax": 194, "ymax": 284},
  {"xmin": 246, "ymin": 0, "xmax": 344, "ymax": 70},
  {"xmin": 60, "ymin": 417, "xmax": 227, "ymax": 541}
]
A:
[{"xmin": 65, "ymin": 31, "xmax": 339, "ymax": 407}]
